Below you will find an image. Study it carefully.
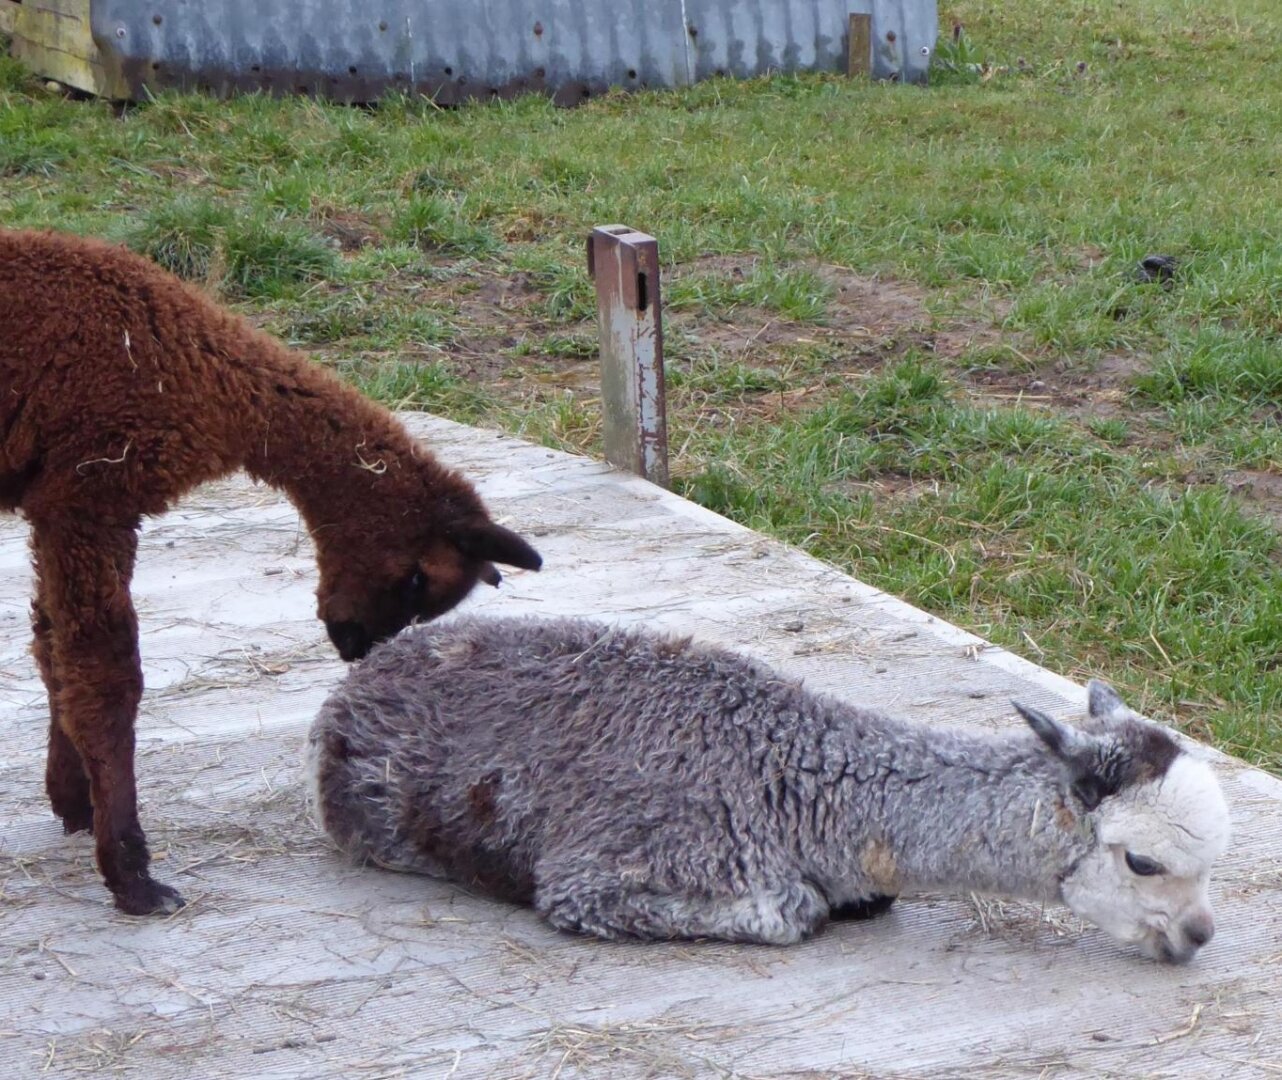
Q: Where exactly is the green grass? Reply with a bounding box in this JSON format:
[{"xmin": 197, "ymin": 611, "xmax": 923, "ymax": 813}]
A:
[
  {"xmin": 335, "ymin": 358, "xmax": 495, "ymax": 420},
  {"xmin": 4, "ymin": 0, "xmax": 1282, "ymax": 771},
  {"xmin": 668, "ymin": 264, "xmax": 834, "ymax": 322},
  {"xmin": 681, "ymin": 359, "xmax": 1282, "ymax": 766},
  {"xmin": 124, "ymin": 196, "xmax": 231, "ymax": 281}
]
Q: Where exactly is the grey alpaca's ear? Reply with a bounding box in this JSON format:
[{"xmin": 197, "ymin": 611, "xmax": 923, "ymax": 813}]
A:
[
  {"xmin": 1087, "ymin": 679, "xmax": 1128, "ymax": 722},
  {"xmin": 1014, "ymin": 700, "xmax": 1119, "ymax": 811},
  {"xmin": 455, "ymin": 523, "xmax": 544, "ymax": 575}
]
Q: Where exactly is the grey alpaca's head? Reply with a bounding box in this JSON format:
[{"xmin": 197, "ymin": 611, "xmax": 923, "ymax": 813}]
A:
[{"xmin": 1015, "ymin": 681, "xmax": 1230, "ymax": 964}]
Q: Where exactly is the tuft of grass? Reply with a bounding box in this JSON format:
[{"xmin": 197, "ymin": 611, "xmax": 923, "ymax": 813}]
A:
[
  {"xmin": 125, "ymin": 199, "xmax": 338, "ymax": 298},
  {"xmin": 668, "ymin": 264, "xmax": 832, "ymax": 322},
  {"xmin": 511, "ymin": 252, "xmax": 597, "ymax": 321},
  {"xmin": 1136, "ymin": 331, "xmax": 1282, "ymax": 404},
  {"xmin": 515, "ymin": 391, "xmax": 603, "ymax": 456},
  {"xmin": 220, "ymin": 216, "xmax": 339, "ymax": 299},
  {"xmin": 539, "ymin": 333, "xmax": 599, "ymax": 361},
  {"xmin": 391, "ymin": 194, "xmax": 499, "ymax": 257},
  {"xmin": 0, "ymin": 103, "xmax": 81, "ymax": 176},
  {"xmin": 931, "ymin": 25, "xmax": 991, "ymax": 84},
  {"xmin": 125, "ymin": 196, "xmax": 231, "ymax": 281},
  {"xmin": 282, "ymin": 296, "xmax": 378, "ymax": 345},
  {"xmin": 1086, "ymin": 416, "xmax": 1130, "ymax": 445},
  {"xmin": 0, "ymin": 44, "xmax": 36, "ymax": 94},
  {"xmin": 670, "ymin": 356, "xmax": 789, "ymax": 398},
  {"xmin": 336, "ymin": 358, "xmax": 493, "ymax": 420}
]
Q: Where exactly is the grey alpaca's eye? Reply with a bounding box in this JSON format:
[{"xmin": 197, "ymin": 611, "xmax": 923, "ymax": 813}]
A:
[{"xmin": 1124, "ymin": 851, "xmax": 1163, "ymax": 877}]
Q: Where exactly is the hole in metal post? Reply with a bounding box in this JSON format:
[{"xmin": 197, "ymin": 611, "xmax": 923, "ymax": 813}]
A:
[{"xmin": 636, "ymin": 271, "xmax": 648, "ymax": 313}]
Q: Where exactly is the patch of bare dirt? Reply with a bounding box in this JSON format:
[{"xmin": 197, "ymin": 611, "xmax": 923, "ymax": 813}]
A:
[
  {"xmin": 668, "ymin": 254, "xmax": 941, "ymax": 370},
  {"xmin": 1225, "ymin": 470, "xmax": 1282, "ymax": 530},
  {"xmin": 463, "ymin": 271, "xmax": 546, "ymax": 312},
  {"xmin": 962, "ymin": 351, "xmax": 1151, "ymax": 432},
  {"xmin": 266, "ymin": 253, "xmax": 1164, "ymax": 446},
  {"xmin": 446, "ymin": 273, "xmax": 600, "ymax": 392},
  {"xmin": 826, "ymin": 473, "xmax": 942, "ymax": 504},
  {"xmin": 391, "ymin": 255, "xmax": 1140, "ymax": 430},
  {"xmin": 317, "ymin": 211, "xmax": 385, "ymax": 252}
]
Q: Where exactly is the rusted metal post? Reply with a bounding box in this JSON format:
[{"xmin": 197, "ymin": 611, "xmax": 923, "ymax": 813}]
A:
[
  {"xmin": 586, "ymin": 225, "xmax": 669, "ymax": 487},
  {"xmin": 848, "ymin": 12, "xmax": 873, "ymax": 77}
]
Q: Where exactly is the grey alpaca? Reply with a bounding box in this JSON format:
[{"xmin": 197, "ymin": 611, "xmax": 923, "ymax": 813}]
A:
[{"xmin": 307, "ymin": 616, "xmax": 1230, "ymax": 962}]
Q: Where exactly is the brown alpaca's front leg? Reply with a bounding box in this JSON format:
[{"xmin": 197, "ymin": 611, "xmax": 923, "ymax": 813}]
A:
[
  {"xmin": 31, "ymin": 521, "xmax": 185, "ymax": 916},
  {"xmin": 32, "ymin": 594, "xmax": 93, "ymax": 833}
]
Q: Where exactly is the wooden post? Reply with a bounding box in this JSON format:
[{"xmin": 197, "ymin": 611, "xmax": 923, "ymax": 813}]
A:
[
  {"xmin": 848, "ymin": 12, "xmax": 872, "ymax": 78},
  {"xmin": 586, "ymin": 226, "xmax": 669, "ymax": 488}
]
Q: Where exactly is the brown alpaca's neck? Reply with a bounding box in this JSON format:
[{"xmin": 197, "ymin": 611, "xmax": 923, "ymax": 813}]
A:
[{"xmin": 236, "ymin": 341, "xmax": 441, "ymax": 537}]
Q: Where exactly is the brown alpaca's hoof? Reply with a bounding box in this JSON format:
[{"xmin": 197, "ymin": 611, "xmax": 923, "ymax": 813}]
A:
[
  {"xmin": 114, "ymin": 879, "xmax": 187, "ymax": 916},
  {"xmin": 58, "ymin": 809, "xmax": 94, "ymax": 835},
  {"xmin": 49, "ymin": 790, "xmax": 94, "ymax": 834}
]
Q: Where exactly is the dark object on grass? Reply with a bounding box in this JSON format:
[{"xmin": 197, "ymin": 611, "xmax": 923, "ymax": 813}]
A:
[{"xmin": 1136, "ymin": 254, "xmax": 1179, "ymax": 288}]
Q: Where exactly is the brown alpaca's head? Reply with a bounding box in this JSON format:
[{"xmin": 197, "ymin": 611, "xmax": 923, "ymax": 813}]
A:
[{"xmin": 317, "ymin": 520, "xmax": 543, "ymax": 661}]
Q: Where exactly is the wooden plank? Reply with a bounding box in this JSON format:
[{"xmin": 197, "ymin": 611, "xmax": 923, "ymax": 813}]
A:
[
  {"xmin": 6, "ymin": 0, "xmax": 116, "ymax": 97},
  {"xmin": 847, "ymin": 12, "xmax": 872, "ymax": 78},
  {"xmin": 13, "ymin": 0, "xmax": 92, "ymax": 47},
  {"xmin": 11, "ymin": 36, "xmax": 108, "ymax": 93}
]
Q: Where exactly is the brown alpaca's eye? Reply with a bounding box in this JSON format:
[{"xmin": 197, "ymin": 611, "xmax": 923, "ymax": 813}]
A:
[{"xmin": 408, "ymin": 570, "xmax": 428, "ymax": 595}]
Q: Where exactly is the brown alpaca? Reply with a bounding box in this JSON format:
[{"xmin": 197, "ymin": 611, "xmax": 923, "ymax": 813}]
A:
[{"xmin": 0, "ymin": 228, "xmax": 543, "ymax": 916}]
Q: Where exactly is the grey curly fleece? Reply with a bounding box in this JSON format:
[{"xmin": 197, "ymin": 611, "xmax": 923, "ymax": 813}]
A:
[{"xmin": 307, "ymin": 615, "xmax": 1185, "ymax": 945}]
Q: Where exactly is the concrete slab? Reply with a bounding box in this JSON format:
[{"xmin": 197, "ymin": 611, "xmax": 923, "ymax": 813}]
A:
[{"xmin": 1, "ymin": 415, "xmax": 1279, "ymax": 1079}]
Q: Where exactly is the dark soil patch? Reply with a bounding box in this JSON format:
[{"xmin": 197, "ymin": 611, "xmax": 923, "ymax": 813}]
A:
[
  {"xmin": 269, "ymin": 254, "xmax": 1168, "ymax": 450},
  {"xmin": 317, "ymin": 211, "xmax": 385, "ymax": 252},
  {"xmin": 827, "ymin": 472, "xmax": 942, "ymax": 504},
  {"xmin": 963, "ymin": 351, "xmax": 1148, "ymax": 409},
  {"xmin": 961, "ymin": 350, "xmax": 1160, "ymax": 448},
  {"xmin": 1225, "ymin": 470, "xmax": 1282, "ymax": 531},
  {"xmin": 667, "ymin": 254, "xmax": 946, "ymax": 372}
]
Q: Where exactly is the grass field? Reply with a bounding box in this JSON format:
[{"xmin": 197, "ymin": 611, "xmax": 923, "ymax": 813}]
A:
[{"xmin": 3, "ymin": 1, "xmax": 1281, "ymax": 772}]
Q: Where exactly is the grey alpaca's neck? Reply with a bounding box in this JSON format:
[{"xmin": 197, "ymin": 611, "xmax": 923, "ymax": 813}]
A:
[{"xmin": 810, "ymin": 717, "xmax": 1092, "ymax": 904}]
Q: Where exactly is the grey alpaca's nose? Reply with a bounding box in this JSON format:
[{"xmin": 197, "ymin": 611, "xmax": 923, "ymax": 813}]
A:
[{"xmin": 1183, "ymin": 913, "xmax": 1215, "ymax": 949}]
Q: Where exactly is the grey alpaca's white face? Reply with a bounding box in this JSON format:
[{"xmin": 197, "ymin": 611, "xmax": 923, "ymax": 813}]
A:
[
  {"xmin": 1019, "ymin": 680, "xmax": 1232, "ymax": 963},
  {"xmin": 1060, "ymin": 752, "xmax": 1230, "ymax": 963}
]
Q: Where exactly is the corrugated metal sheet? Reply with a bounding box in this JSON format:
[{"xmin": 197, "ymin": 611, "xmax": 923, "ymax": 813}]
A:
[{"xmin": 64, "ymin": 0, "xmax": 937, "ymax": 104}]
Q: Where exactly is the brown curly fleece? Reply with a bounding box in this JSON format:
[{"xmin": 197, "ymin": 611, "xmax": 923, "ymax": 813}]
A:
[{"xmin": 0, "ymin": 228, "xmax": 542, "ymax": 915}]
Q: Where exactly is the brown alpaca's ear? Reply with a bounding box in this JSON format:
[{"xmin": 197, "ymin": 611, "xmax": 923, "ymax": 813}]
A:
[{"xmin": 456, "ymin": 522, "xmax": 543, "ymax": 573}]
